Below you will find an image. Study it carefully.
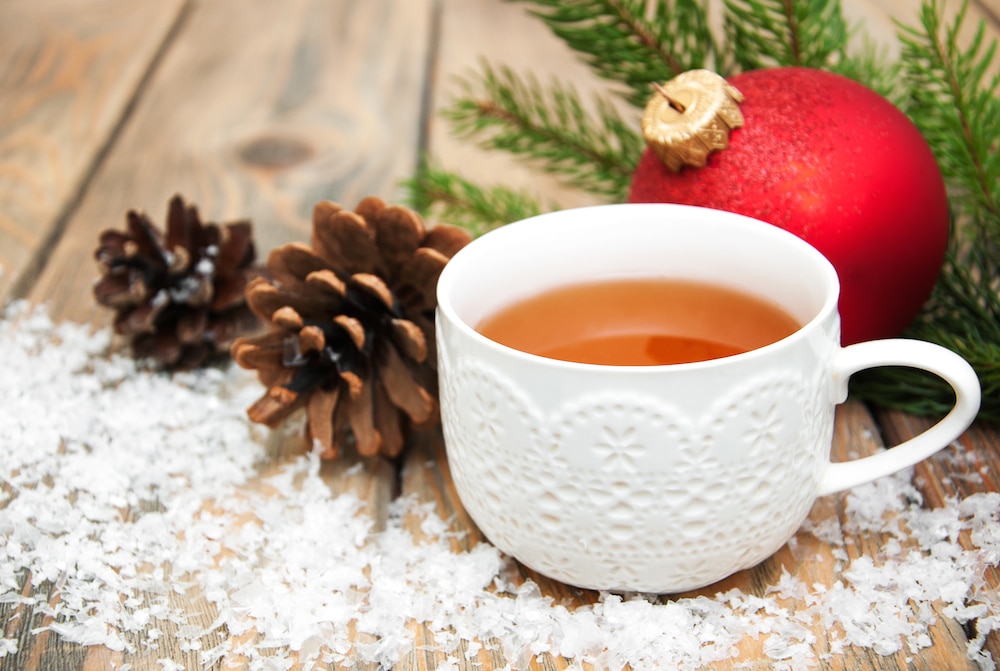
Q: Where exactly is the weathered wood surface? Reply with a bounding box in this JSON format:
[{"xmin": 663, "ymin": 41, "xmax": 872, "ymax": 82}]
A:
[
  {"xmin": 0, "ymin": 0, "xmax": 187, "ymax": 305},
  {"xmin": 25, "ymin": 0, "xmax": 434, "ymax": 327},
  {"xmin": 1, "ymin": 0, "xmax": 998, "ymax": 669}
]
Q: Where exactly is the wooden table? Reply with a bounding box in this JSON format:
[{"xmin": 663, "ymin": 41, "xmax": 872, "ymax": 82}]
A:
[{"xmin": 2, "ymin": 1, "xmax": 998, "ymax": 669}]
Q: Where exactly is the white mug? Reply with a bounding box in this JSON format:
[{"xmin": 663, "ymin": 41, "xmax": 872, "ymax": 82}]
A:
[{"xmin": 435, "ymin": 204, "xmax": 980, "ymax": 593}]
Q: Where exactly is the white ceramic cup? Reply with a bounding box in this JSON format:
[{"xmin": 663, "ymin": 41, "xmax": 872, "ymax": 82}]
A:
[{"xmin": 435, "ymin": 203, "xmax": 980, "ymax": 593}]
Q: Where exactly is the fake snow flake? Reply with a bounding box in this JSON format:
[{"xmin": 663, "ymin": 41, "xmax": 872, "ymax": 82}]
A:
[
  {"xmin": 0, "ymin": 302, "xmax": 998, "ymax": 670},
  {"xmin": 0, "ymin": 637, "xmax": 17, "ymax": 657}
]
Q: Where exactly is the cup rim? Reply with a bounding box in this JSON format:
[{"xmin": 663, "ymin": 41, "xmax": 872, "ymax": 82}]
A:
[{"xmin": 436, "ymin": 203, "xmax": 841, "ymax": 372}]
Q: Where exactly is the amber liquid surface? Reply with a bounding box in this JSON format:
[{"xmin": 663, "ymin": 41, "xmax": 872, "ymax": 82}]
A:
[{"xmin": 475, "ymin": 277, "xmax": 801, "ymax": 366}]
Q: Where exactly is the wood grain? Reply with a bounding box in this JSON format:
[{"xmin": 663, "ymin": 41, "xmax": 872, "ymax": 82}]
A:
[
  {"xmin": 878, "ymin": 409, "xmax": 1000, "ymax": 665},
  {"xmin": 0, "ymin": 0, "xmax": 187, "ymax": 306},
  {"xmin": 973, "ymin": 0, "xmax": 1000, "ymax": 28},
  {"xmin": 2, "ymin": 0, "xmax": 999, "ymax": 668},
  {"xmin": 3, "ymin": 0, "xmax": 433, "ymax": 668},
  {"xmin": 26, "ymin": 0, "xmax": 435, "ymax": 328}
]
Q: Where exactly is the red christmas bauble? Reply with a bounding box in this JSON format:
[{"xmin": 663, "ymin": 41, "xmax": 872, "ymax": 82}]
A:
[{"xmin": 628, "ymin": 67, "xmax": 950, "ymax": 345}]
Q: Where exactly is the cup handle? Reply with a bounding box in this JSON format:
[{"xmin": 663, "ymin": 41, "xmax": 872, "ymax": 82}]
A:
[{"xmin": 817, "ymin": 339, "xmax": 981, "ymax": 496}]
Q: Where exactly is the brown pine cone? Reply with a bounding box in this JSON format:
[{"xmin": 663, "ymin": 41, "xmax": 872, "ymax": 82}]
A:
[
  {"xmin": 231, "ymin": 196, "xmax": 471, "ymax": 460},
  {"xmin": 94, "ymin": 195, "xmax": 263, "ymax": 370}
]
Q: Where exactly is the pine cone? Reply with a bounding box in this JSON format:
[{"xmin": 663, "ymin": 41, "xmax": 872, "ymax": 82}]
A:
[
  {"xmin": 232, "ymin": 196, "xmax": 471, "ymax": 460},
  {"xmin": 94, "ymin": 195, "xmax": 263, "ymax": 370}
]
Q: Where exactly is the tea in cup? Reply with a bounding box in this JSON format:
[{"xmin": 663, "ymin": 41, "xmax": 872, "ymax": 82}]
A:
[
  {"xmin": 435, "ymin": 204, "xmax": 980, "ymax": 593},
  {"xmin": 475, "ymin": 276, "xmax": 801, "ymax": 366}
]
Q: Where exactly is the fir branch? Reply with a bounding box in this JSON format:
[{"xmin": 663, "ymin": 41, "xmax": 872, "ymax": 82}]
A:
[
  {"xmin": 509, "ymin": 0, "xmax": 716, "ymax": 107},
  {"xmin": 897, "ymin": 0, "xmax": 1000, "ymax": 231},
  {"xmin": 917, "ymin": 237, "xmax": 1000, "ymax": 418},
  {"xmin": 828, "ymin": 37, "xmax": 905, "ymax": 106},
  {"xmin": 894, "ymin": 0, "xmax": 999, "ymax": 406},
  {"xmin": 443, "ymin": 63, "xmax": 644, "ymax": 200},
  {"xmin": 723, "ymin": 0, "xmax": 849, "ymax": 70},
  {"xmin": 853, "ymin": 246, "xmax": 1000, "ymax": 420},
  {"xmin": 854, "ymin": 0, "xmax": 1000, "ymax": 420},
  {"xmin": 402, "ymin": 165, "xmax": 547, "ymax": 237}
]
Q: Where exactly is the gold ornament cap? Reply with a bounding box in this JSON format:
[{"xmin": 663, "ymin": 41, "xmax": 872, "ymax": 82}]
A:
[{"xmin": 641, "ymin": 69, "xmax": 745, "ymax": 172}]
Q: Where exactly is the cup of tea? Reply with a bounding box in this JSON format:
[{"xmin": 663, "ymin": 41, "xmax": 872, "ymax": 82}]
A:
[{"xmin": 435, "ymin": 203, "xmax": 980, "ymax": 593}]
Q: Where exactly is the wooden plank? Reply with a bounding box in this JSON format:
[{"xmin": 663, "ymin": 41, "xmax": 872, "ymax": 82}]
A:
[
  {"xmin": 973, "ymin": 0, "xmax": 1000, "ymax": 29},
  {"xmin": 4, "ymin": 0, "xmax": 434, "ymax": 668},
  {"xmin": 26, "ymin": 0, "xmax": 434, "ymax": 328},
  {"xmin": 878, "ymin": 409, "xmax": 1000, "ymax": 665},
  {"xmin": 0, "ymin": 3, "xmax": 185, "ymax": 668},
  {"xmin": 395, "ymin": 430, "xmax": 501, "ymax": 671},
  {"xmin": 4, "ymin": 0, "xmax": 997, "ymax": 669},
  {"xmin": 0, "ymin": 0, "xmax": 187, "ymax": 306},
  {"xmin": 809, "ymin": 402, "xmax": 975, "ymax": 671}
]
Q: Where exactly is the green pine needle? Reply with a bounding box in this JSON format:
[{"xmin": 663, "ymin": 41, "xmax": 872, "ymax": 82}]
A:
[
  {"xmin": 402, "ymin": 165, "xmax": 547, "ymax": 236},
  {"xmin": 828, "ymin": 38, "xmax": 906, "ymax": 105},
  {"xmin": 898, "ymin": 0, "xmax": 1000, "ymax": 228},
  {"xmin": 508, "ymin": 0, "xmax": 717, "ymax": 107},
  {"xmin": 443, "ymin": 62, "xmax": 644, "ymax": 200},
  {"xmin": 723, "ymin": 0, "xmax": 849, "ymax": 70},
  {"xmin": 853, "ymin": 247, "xmax": 1000, "ymax": 420}
]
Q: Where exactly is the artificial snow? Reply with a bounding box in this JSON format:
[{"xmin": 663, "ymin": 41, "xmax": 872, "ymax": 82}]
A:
[{"xmin": 0, "ymin": 302, "xmax": 997, "ymax": 670}]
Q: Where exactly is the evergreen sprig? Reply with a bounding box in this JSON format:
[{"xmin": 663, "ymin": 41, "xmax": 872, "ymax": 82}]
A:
[
  {"xmin": 442, "ymin": 63, "xmax": 644, "ymax": 201},
  {"xmin": 826, "ymin": 38, "xmax": 904, "ymax": 104},
  {"xmin": 722, "ymin": 0, "xmax": 900, "ymax": 99},
  {"xmin": 853, "ymin": 251, "xmax": 1000, "ymax": 418},
  {"xmin": 510, "ymin": 0, "xmax": 717, "ymax": 107},
  {"xmin": 723, "ymin": 0, "xmax": 849, "ymax": 71},
  {"xmin": 898, "ymin": 0, "xmax": 1000, "ymax": 228},
  {"xmin": 403, "ymin": 165, "xmax": 546, "ymax": 237},
  {"xmin": 851, "ymin": 0, "xmax": 1000, "ymax": 418},
  {"xmin": 407, "ymin": 0, "xmax": 1000, "ymax": 420}
]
